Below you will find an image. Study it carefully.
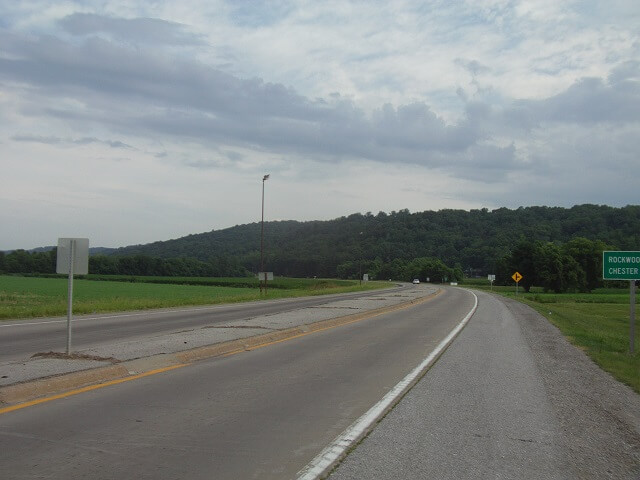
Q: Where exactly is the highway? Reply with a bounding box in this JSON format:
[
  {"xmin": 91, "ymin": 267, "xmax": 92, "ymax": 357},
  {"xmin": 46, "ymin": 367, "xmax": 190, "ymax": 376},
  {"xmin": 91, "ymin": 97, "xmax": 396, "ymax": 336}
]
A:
[
  {"xmin": 328, "ymin": 291, "xmax": 640, "ymax": 480},
  {"xmin": 0, "ymin": 287, "xmax": 475, "ymax": 479},
  {"xmin": 0, "ymin": 286, "xmax": 405, "ymax": 362},
  {"xmin": 2, "ymin": 287, "xmax": 637, "ymax": 479},
  {"xmin": 329, "ymin": 289, "xmax": 569, "ymax": 479}
]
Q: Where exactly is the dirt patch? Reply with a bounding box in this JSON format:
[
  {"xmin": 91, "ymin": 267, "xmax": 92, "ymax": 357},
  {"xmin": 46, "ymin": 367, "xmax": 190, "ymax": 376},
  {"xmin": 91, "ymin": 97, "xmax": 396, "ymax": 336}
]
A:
[
  {"xmin": 202, "ymin": 325, "xmax": 274, "ymax": 330},
  {"xmin": 31, "ymin": 351, "xmax": 120, "ymax": 364},
  {"xmin": 310, "ymin": 306, "xmax": 361, "ymax": 310}
]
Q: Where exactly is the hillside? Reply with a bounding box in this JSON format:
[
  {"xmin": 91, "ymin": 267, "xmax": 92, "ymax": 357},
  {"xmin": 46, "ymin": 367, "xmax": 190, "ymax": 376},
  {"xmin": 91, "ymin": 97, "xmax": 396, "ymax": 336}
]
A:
[{"xmin": 108, "ymin": 204, "xmax": 640, "ymax": 278}]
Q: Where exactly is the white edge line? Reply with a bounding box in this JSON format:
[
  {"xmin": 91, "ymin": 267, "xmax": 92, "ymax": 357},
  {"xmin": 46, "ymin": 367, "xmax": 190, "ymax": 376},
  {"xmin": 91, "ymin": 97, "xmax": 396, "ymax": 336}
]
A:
[{"xmin": 296, "ymin": 290, "xmax": 479, "ymax": 480}]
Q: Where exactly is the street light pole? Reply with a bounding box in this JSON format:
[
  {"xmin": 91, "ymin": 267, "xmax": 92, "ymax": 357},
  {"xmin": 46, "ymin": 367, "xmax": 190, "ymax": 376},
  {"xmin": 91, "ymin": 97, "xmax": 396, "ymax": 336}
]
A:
[
  {"xmin": 260, "ymin": 174, "xmax": 270, "ymax": 294},
  {"xmin": 359, "ymin": 231, "xmax": 363, "ymax": 285}
]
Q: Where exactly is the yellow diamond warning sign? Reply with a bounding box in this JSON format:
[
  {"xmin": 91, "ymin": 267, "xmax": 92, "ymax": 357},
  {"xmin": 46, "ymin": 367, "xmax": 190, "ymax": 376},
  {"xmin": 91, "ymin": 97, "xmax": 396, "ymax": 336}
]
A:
[{"xmin": 512, "ymin": 271, "xmax": 523, "ymax": 283}]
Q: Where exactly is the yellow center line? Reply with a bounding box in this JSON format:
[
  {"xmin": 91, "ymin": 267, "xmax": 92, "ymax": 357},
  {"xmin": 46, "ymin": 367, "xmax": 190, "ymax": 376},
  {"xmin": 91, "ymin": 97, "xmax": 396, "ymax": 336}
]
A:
[
  {"xmin": 1, "ymin": 290, "xmax": 442, "ymax": 415},
  {"xmin": 223, "ymin": 300, "xmax": 425, "ymax": 356},
  {"xmin": 0, "ymin": 364, "xmax": 187, "ymax": 415}
]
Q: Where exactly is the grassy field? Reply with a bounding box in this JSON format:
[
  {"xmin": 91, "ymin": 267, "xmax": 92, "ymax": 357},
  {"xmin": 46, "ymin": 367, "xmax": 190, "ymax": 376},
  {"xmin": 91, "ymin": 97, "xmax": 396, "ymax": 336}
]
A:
[
  {"xmin": 462, "ymin": 278, "xmax": 639, "ymax": 393},
  {"xmin": 80, "ymin": 274, "xmax": 361, "ymax": 290},
  {"xmin": 0, "ymin": 275, "xmax": 391, "ymax": 320}
]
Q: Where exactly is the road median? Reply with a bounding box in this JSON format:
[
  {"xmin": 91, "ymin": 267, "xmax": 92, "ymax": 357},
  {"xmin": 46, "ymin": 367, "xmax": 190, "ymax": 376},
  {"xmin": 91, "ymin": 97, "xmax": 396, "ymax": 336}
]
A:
[{"xmin": 1, "ymin": 287, "xmax": 441, "ymax": 408}]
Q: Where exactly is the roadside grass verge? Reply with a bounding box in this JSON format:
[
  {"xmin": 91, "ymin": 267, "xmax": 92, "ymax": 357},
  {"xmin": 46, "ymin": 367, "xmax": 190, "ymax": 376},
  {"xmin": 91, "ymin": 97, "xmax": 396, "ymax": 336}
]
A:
[
  {"xmin": 0, "ymin": 275, "xmax": 392, "ymax": 320},
  {"xmin": 462, "ymin": 279, "xmax": 639, "ymax": 393},
  {"xmin": 521, "ymin": 300, "xmax": 639, "ymax": 393}
]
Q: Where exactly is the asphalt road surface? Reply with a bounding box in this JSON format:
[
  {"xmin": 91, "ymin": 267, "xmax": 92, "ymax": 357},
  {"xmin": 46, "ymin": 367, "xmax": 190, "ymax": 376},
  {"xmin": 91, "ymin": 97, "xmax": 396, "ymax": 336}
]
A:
[
  {"xmin": 0, "ymin": 286, "xmax": 475, "ymax": 480},
  {"xmin": 329, "ymin": 290, "xmax": 640, "ymax": 479},
  {"xmin": 0, "ymin": 287, "xmax": 405, "ymax": 363},
  {"xmin": 3, "ymin": 288, "xmax": 638, "ymax": 479}
]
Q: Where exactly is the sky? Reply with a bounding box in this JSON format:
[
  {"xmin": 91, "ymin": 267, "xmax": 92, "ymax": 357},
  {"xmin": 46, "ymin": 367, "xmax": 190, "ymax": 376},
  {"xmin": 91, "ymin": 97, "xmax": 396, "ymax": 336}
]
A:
[{"xmin": 1, "ymin": 1, "xmax": 639, "ymax": 250}]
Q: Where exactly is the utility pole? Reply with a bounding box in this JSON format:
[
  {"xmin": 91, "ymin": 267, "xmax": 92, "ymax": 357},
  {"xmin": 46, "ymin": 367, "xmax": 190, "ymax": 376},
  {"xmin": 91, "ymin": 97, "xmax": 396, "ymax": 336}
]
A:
[{"xmin": 260, "ymin": 174, "xmax": 270, "ymax": 293}]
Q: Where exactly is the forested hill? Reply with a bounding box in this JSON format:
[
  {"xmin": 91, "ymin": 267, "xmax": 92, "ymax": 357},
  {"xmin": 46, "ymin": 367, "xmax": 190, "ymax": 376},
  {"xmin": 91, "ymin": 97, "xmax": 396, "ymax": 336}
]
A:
[{"xmin": 109, "ymin": 204, "xmax": 640, "ymax": 278}]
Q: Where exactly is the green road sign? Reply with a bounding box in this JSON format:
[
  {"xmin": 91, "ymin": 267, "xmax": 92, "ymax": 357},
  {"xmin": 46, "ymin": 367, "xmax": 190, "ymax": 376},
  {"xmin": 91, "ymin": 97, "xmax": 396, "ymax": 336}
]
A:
[{"xmin": 602, "ymin": 251, "xmax": 640, "ymax": 280}]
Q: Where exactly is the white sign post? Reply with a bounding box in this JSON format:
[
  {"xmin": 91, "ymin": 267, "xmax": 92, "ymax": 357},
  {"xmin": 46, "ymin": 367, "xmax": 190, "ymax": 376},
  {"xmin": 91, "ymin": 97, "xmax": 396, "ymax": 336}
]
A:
[
  {"xmin": 257, "ymin": 272, "xmax": 274, "ymax": 294},
  {"xmin": 602, "ymin": 251, "xmax": 639, "ymax": 354},
  {"xmin": 488, "ymin": 274, "xmax": 495, "ymax": 291},
  {"xmin": 57, "ymin": 238, "xmax": 89, "ymax": 354}
]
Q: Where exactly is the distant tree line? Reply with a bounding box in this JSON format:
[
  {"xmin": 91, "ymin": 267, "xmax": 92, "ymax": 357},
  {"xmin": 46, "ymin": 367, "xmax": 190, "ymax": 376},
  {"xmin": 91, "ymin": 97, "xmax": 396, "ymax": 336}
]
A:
[
  {"xmin": 0, "ymin": 250, "xmax": 249, "ymax": 278},
  {"xmin": 108, "ymin": 204, "xmax": 640, "ymax": 279},
  {"xmin": 0, "ymin": 249, "xmax": 57, "ymax": 275},
  {"xmin": 0, "ymin": 249, "xmax": 462, "ymax": 283},
  {"xmin": 496, "ymin": 237, "xmax": 611, "ymax": 293},
  {"xmin": 334, "ymin": 257, "xmax": 463, "ymax": 283},
  {"xmin": 2, "ymin": 205, "xmax": 638, "ymax": 289}
]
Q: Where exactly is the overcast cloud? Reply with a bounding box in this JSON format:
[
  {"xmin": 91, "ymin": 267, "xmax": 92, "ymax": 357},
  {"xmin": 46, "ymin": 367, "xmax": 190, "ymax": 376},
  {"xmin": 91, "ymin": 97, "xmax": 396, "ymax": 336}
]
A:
[{"xmin": 1, "ymin": 1, "xmax": 638, "ymax": 249}]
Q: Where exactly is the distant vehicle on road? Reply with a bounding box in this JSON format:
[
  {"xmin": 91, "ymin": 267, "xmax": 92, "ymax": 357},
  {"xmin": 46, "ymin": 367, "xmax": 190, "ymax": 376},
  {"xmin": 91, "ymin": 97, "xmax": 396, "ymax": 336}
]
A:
[{"xmin": 412, "ymin": 279, "xmax": 420, "ymax": 284}]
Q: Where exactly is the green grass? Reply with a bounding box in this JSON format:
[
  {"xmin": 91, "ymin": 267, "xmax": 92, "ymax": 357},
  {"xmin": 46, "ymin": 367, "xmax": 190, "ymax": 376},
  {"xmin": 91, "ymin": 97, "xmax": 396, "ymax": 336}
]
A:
[
  {"xmin": 521, "ymin": 299, "xmax": 639, "ymax": 393},
  {"xmin": 463, "ymin": 278, "xmax": 635, "ymax": 303},
  {"xmin": 463, "ymin": 279, "xmax": 639, "ymax": 393},
  {"xmin": 0, "ymin": 275, "xmax": 391, "ymax": 320},
  {"xmin": 81, "ymin": 274, "xmax": 361, "ymax": 290}
]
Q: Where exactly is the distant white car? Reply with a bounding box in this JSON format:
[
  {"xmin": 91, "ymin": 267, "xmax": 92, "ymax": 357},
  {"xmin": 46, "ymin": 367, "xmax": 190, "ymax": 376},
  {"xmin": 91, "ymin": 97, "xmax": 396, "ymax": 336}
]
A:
[{"xmin": 412, "ymin": 278, "xmax": 420, "ymax": 284}]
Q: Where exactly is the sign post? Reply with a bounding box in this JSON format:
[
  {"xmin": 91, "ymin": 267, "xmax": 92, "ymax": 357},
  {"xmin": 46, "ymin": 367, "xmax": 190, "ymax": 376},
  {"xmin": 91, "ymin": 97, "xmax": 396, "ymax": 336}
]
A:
[
  {"xmin": 257, "ymin": 272, "xmax": 273, "ymax": 294},
  {"xmin": 603, "ymin": 251, "xmax": 639, "ymax": 354},
  {"xmin": 488, "ymin": 274, "xmax": 495, "ymax": 291},
  {"xmin": 512, "ymin": 271, "xmax": 522, "ymax": 296},
  {"xmin": 57, "ymin": 238, "xmax": 89, "ymax": 354},
  {"xmin": 631, "ymin": 281, "xmax": 636, "ymax": 355}
]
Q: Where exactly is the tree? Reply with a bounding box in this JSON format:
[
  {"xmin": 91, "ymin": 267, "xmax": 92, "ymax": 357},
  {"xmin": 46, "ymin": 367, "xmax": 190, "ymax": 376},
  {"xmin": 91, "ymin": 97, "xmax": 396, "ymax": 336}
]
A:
[
  {"xmin": 4, "ymin": 205, "xmax": 639, "ymax": 281},
  {"xmin": 501, "ymin": 239, "xmax": 539, "ymax": 292},
  {"xmin": 534, "ymin": 243, "xmax": 582, "ymax": 293},
  {"xmin": 563, "ymin": 237, "xmax": 609, "ymax": 292},
  {"xmin": 404, "ymin": 257, "xmax": 453, "ymax": 283}
]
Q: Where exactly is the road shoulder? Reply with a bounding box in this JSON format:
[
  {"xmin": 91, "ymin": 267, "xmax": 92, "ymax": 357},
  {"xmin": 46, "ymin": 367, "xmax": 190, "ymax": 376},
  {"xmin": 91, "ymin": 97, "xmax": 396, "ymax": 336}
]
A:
[
  {"xmin": 502, "ymin": 295, "xmax": 640, "ymax": 478},
  {"xmin": 328, "ymin": 289, "xmax": 640, "ymax": 479}
]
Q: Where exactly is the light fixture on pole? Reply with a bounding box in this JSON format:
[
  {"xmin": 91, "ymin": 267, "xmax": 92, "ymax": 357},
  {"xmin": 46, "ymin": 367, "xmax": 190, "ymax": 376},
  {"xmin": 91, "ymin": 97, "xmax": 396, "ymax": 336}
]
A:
[{"xmin": 260, "ymin": 174, "xmax": 270, "ymax": 293}]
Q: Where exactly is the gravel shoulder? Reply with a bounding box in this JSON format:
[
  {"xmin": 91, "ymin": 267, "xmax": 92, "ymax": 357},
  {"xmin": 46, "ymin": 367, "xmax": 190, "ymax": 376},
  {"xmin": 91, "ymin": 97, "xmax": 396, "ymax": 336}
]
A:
[
  {"xmin": 502, "ymin": 295, "xmax": 640, "ymax": 479},
  {"xmin": 328, "ymin": 289, "xmax": 640, "ymax": 479}
]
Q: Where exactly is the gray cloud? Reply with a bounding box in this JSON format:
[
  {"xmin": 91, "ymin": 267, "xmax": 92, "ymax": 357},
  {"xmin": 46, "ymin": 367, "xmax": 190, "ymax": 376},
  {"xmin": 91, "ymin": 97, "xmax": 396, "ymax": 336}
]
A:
[
  {"xmin": 58, "ymin": 13, "xmax": 205, "ymax": 45},
  {"xmin": 535, "ymin": 77, "xmax": 639, "ymax": 124},
  {"xmin": 0, "ymin": 29, "xmax": 483, "ymax": 167},
  {"xmin": 608, "ymin": 60, "xmax": 640, "ymax": 85},
  {"xmin": 11, "ymin": 134, "xmax": 132, "ymax": 149},
  {"xmin": 501, "ymin": 63, "xmax": 640, "ymax": 128},
  {"xmin": 470, "ymin": 63, "xmax": 640, "ymax": 138},
  {"xmin": 11, "ymin": 134, "xmax": 62, "ymax": 145},
  {"xmin": 1, "ymin": 4, "xmax": 638, "ymax": 251},
  {"xmin": 455, "ymin": 58, "xmax": 490, "ymax": 77},
  {"xmin": 2, "ymin": 17, "xmax": 638, "ymax": 186}
]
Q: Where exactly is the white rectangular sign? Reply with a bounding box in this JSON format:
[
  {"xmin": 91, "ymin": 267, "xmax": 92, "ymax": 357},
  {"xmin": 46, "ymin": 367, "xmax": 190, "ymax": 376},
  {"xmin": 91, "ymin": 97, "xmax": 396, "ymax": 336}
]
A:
[
  {"xmin": 257, "ymin": 272, "xmax": 274, "ymax": 281},
  {"xmin": 56, "ymin": 238, "xmax": 89, "ymax": 275}
]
